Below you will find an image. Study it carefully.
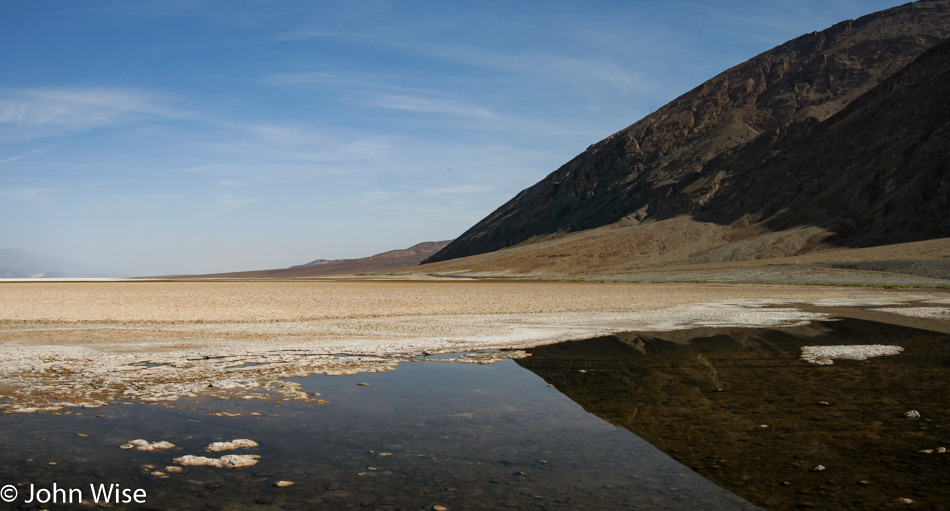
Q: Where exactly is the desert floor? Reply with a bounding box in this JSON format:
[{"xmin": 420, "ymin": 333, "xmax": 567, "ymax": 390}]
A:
[{"xmin": 1, "ymin": 280, "xmax": 948, "ymax": 413}]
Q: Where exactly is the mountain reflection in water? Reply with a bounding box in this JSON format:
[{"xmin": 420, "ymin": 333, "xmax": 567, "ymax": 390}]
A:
[{"xmin": 518, "ymin": 319, "xmax": 950, "ymax": 510}]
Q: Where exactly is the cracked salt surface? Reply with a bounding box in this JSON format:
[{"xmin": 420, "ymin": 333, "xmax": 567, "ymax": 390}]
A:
[
  {"xmin": 871, "ymin": 307, "xmax": 950, "ymax": 319},
  {"xmin": 0, "ymin": 291, "xmax": 939, "ymax": 414}
]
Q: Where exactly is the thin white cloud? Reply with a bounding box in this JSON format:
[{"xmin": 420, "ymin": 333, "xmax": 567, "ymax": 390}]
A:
[
  {"xmin": 214, "ymin": 194, "xmax": 263, "ymax": 207},
  {"xmin": 272, "ymin": 29, "xmax": 353, "ymax": 42},
  {"xmin": 362, "ymin": 93, "xmax": 495, "ymax": 118},
  {"xmin": 0, "ymin": 147, "xmax": 46, "ymax": 166},
  {"xmin": 428, "ymin": 46, "xmax": 648, "ymax": 96},
  {"xmin": 423, "ymin": 185, "xmax": 493, "ymax": 195},
  {"xmin": 0, "ymin": 87, "xmax": 184, "ymax": 134},
  {"xmin": 353, "ymin": 189, "xmax": 393, "ymax": 206},
  {"xmin": 159, "ymin": 157, "xmax": 280, "ymax": 176},
  {"xmin": 85, "ymin": 179, "xmax": 132, "ymax": 187},
  {"xmin": 0, "ymin": 186, "xmax": 51, "ymax": 201}
]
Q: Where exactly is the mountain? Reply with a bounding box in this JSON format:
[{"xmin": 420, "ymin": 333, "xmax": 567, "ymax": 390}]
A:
[
  {"xmin": 424, "ymin": 0, "xmax": 950, "ymax": 266},
  {"xmin": 292, "ymin": 259, "xmax": 337, "ymax": 268},
  {"xmin": 180, "ymin": 241, "xmax": 453, "ymax": 278}
]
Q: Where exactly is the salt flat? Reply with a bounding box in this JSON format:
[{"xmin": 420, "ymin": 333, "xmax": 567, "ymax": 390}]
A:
[{"xmin": 0, "ymin": 280, "xmax": 947, "ymax": 413}]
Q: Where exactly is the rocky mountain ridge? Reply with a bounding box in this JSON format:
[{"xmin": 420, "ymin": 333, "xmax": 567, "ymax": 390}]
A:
[{"xmin": 424, "ymin": 0, "xmax": 950, "ymax": 265}]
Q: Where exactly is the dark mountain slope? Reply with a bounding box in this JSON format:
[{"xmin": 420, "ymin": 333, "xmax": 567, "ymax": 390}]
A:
[
  {"xmin": 696, "ymin": 36, "xmax": 950, "ymax": 246},
  {"xmin": 425, "ymin": 0, "xmax": 950, "ymax": 264}
]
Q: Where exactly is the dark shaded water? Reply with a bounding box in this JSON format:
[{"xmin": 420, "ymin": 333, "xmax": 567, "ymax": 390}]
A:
[
  {"xmin": 0, "ymin": 356, "xmax": 753, "ymax": 510},
  {"xmin": 518, "ymin": 319, "xmax": 950, "ymax": 510}
]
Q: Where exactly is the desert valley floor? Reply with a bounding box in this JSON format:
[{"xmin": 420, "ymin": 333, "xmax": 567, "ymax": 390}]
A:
[{"xmin": 1, "ymin": 280, "xmax": 948, "ymax": 510}]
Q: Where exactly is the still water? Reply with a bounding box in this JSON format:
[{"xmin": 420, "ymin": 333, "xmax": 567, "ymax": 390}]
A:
[
  {"xmin": 2, "ymin": 317, "xmax": 943, "ymax": 510},
  {"xmin": 0, "ymin": 352, "xmax": 754, "ymax": 510},
  {"xmin": 518, "ymin": 318, "xmax": 950, "ymax": 510}
]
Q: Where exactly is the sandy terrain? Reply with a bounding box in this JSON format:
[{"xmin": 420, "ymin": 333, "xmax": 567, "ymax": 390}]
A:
[
  {"xmin": 408, "ymin": 224, "xmax": 950, "ymax": 287},
  {"xmin": 1, "ymin": 280, "xmax": 948, "ymax": 414}
]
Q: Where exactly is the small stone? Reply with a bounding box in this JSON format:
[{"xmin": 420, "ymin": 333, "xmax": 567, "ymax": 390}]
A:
[
  {"xmin": 781, "ymin": 481, "xmax": 791, "ymax": 487},
  {"xmin": 433, "ymin": 506, "xmax": 449, "ymax": 511},
  {"xmin": 811, "ymin": 465, "xmax": 826, "ymax": 472},
  {"xmin": 77, "ymin": 433, "xmax": 88, "ymax": 437},
  {"xmin": 919, "ymin": 449, "xmax": 935, "ymax": 454},
  {"xmin": 250, "ymin": 412, "xmax": 261, "ymax": 416},
  {"xmin": 165, "ymin": 466, "xmax": 183, "ymax": 473},
  {"xmin": 859, "ymin": 480, "xmax": 872, "ymax": 486},
  {"xmin": 757, "ymin": 424, "xmax": 769, "ymax": 429},
  {"xmin": 818, "ymin": 401, "xmax": 831, "ymax": 406},
  {"xmin": 120, "ymin": 444, "xmax": 134, "ymax": 450},
  {"xmin": 379, "ymin": 452, "xmax": 391, "ymax": 457},
  {"xmin": 311, "ymin": 392, "xmax": 321, "ymax": 397},
  {"xmin": 315, "ymin": 399, "xmax": 329, "ymax": 405},
  {"xmin": 150, "ymin": 471, "xmax": 168, "ymax": 478},
  {"xmin": 899, "ymin": 498, "xmax": 914, "ymax": 504},
  {"xmin": 357, "ymin": 382, "xmax": 370, "ymax": 386},
  {"xmin": 578, "ymin": 370, "xmax": 587, "ymax": 373},
  {"xmin": 274, "ymin": 481, "xmax": 294, "ymax": 487},
  {"xmin": 937, "ymin": 447, "xmax": 947, "ymax": 454},
  {"xmin": 48, "ymin": 462, "xmax": 57, "ymax": 466},
  {"xmin": 905, "ymin": 410, "xmax": 921, "ymax": 420}
]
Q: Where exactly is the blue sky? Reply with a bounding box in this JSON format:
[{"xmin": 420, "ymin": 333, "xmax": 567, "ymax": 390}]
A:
[{"xmin": 1, "ymin": 0, "xmax": 908, "ymax": 276}]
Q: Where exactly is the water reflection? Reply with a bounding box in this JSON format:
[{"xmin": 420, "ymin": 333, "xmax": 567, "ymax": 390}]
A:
[
  {"xmin": 518, "ymin": 319, "xmax": 950, "ymax": 510},
  {"xmin": 0, "ymin": 356, "xmax": 755, "ymax": 510}
]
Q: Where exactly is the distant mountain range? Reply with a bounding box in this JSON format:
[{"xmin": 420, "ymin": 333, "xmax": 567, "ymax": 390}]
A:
[
  {"xmin": 423, "ymin": 0, "xmax": 950, "ymax": 268},
  {"xmin": 181, "ymin": 241, "xmax": 452, "ymax": 278}
]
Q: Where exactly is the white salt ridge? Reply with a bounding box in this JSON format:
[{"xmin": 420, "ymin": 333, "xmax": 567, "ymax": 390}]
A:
[
  {"xmin": 206, "ymin": 439, "xmax": 259, "ymax": 452},
  {"xmin": 122, "ymin": 439, "xmax": 176, "ymax": 451},
  {"xmin": 174, "ymin": 454, "xmax": 260, "ymax": 468},
  {"xmin": 800, "ymin": 345, "xmax": 904, "ymax": 365}
]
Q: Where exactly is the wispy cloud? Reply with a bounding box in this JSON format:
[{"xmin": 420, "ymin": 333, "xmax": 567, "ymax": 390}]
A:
[
  {"xmin": 214, "ymin": 194, "xmax": 263, "ymax": 207},
  {"xmin": 427, "ymin": 46, "xmax": 648, "ymax": 96},
  {"xmin": 0, "ymin": 147, "xmax": 46, "ymax": 166},
  {"xmin": 272, "ymin": 29, "xmax": 353, "ymax": 42},
  {"xmin": 423, "ymin": 185, "xmax": 493, "ymax": 195},
  {"xmin": 158, "ymin": 157, "xmax": 280, "ymax": 176},
  {"xmin": 0, "ymin": 186, "xmax": 51, "ymax": 201},
  {"xmin": 85, "ymin": 179, "xmax": 132, "ymax": 187},
  {"xmin": 362, "ymin": 93, "xmax": 495, "ymax": 118},
  {"xmin": 0, "ymin": 87, "xmax": 184, "ymax": 135},
  {"xmin": 353, "ymin": 189, "xmax": 393, "ymax": 206}
]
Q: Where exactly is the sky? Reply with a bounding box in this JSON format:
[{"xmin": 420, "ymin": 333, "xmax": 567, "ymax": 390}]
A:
[{"xmin": 0, "ymin": 0, "xmax": 909, "ymax": 276}]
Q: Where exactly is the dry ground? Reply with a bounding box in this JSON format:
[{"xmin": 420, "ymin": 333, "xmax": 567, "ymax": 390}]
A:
[
  {"xmin": 1, "ymin": 280, "xmax": 949, "ymax": 414},
  {"xmin": 407, "ymin": 219, "xmax": 950, "ymax": 287}
]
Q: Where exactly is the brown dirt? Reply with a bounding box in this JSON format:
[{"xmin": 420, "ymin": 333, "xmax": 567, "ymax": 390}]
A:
[{"xmin": 409, "ymin": 222, "xmax": 950, "ymax": 287}]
